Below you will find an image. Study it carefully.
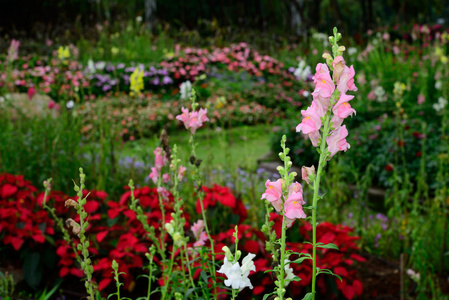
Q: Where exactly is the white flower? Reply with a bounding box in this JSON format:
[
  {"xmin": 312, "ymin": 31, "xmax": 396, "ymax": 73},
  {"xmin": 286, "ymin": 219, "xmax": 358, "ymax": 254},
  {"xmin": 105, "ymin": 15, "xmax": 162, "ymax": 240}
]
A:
[
  {"xmin": 302, "ymin": 90, "xmax": 310, "ymax": 97},
  {"xmin": 66, "ymin": 100, "xmax": 75, "ymax": 109},
  {"xmin": 87, "ymin": 59, "xmax": 96, "ymax": 74},
  {"xmin": 433, "ymin": 97, "xmax": 448, "ymax": 112},
  {"xmin": 407, "ymin": 269, "xmax": 421, "ymax": 282},
  {"xmin": 241, "ymin": 253, "xmax": 256, "ymax": 276},
  {"xmin": 284, "ymin": 259, "xmax": 295, "ymax": 287},
  {"xmin": 95, "ymin": 61, "xmax": 106, "ymax": 71},
  {"xmin": 0, "ymin": 96, "xmax": 4, "ymax": 103},
  {"xmin": 311, "ymin": 32, "xmax": 328, "ymax": 46},
  {"xmin": 180, "ymin": 80, "xmax": 192, "ymax": 100},
  {"xmin": 136, "ymin": 16, "xmax": 143, "ymax": 23},
  {"xmin": 374, "ymin": 86, "xmax": 387, "ymax": 102},
  {"xmin": 435, "ymin": 80, "xmax": 442, "ymax": 90},
  {"xmin": 294, "ymin": 61, "xmax": 312, "ymax": 81},
  {"xmin": 217, "ymin": 253, "xmax": 256, "ymax": 292},
  {"xmin": 347, "ymin": 47, "xmax": 358, "ymax": 56}
]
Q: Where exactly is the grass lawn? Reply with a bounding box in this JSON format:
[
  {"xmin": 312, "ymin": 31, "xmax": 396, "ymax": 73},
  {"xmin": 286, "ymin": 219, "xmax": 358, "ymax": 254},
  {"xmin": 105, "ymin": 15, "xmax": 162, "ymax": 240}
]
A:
[{"xmin": 121, "ymin": 124, "xmax": 273, "ymax": 172}]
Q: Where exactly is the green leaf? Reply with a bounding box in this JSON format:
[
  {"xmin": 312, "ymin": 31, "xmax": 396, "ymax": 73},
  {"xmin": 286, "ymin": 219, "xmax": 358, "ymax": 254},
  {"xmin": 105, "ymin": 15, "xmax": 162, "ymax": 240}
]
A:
[
  {"xmin": 41, "ymin": 278, "xmax": 62, "ymax": 300},
  {"xmin": 292, "ymin": 276, "xmax": 302, "ymax": 282},
  {"xmin": 23, "ymin": 252, "xmax": 42, "ymax": 289},
  {"xmin": 184, "ymin": 287, "xmax": 200, "ymax": 300},
  {"xmin": 291, "ymin": 256, "xmax": 313, "ymax": 264},
  {"xmin": 263, "ymin": 292, "xmax": 275, "ymax": 300},
  {"xmin": 317, "ymin": 269, "xmax": 343, "ymax": 282},
  {"xmin": 302, "ymin": 292, "xmax": 314, "ymax": 300},
  {"xmin": 200, "ymin": 270, "xmax": 209, "ymax": 283},
  {"xmin": 317, "ymin": 243, "xmax": 339, "ymax": 250}
]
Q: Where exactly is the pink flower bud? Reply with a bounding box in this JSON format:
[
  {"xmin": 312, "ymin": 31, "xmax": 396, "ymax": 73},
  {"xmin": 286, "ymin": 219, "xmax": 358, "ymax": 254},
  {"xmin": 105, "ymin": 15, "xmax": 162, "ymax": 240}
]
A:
[{"xmin": 301, "ymin": 166, "xmax": 316, "ymax": 184}]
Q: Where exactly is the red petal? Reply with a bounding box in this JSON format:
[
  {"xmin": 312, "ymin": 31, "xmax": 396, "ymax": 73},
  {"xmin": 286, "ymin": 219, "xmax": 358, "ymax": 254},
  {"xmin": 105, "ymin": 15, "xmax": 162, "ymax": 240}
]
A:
[
  {"xmin": 342, "ymin": 283, "xmax": 356, "ymax": 300},
  {"xmin": 11, "ymin": 237, "xmax": 24, "ymax": 250},
  {"xmin": 96, "ymin": 231, "xmax": 108, "ymax": 243},
  {"xmin": 98, "ymin": 278, "xmax": 112, "ymax": 291},
  {"xmin": 1, "ymin": 184, "xmax": 18, "ymax": 198}
]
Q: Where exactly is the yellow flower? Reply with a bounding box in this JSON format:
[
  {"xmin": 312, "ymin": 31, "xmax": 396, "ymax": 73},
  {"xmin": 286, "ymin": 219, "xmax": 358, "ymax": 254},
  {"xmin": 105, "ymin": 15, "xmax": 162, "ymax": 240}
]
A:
[
  {"xmin": 57, "ymin": 46, "xmax": 70, "ymax": 60},
  {"xmin": 111, "ymin": 47, "xmax": 119, "ymax": 56},
  {"xmin": 130, "ymin": 67, "xmax": 144, "ymax": 96}
]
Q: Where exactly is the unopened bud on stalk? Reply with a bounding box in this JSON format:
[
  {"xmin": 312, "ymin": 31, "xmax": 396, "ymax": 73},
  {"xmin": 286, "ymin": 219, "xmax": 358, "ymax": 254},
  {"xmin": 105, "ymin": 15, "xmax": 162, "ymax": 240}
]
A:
[
  {"xmin": 301, "ymin": 166, "xmax": 316, "ymax": 184},
  {"xmin": 322, "ymin": 53, "xmax": 333, "ymax": 68}
]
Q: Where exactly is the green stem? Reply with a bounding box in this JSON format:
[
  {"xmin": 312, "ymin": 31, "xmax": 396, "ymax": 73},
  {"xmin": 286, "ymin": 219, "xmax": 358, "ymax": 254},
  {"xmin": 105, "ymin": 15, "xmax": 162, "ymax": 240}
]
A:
[
  {"xmin": 190, "ymin": 133, "xmax": 218, "ymax": 299},
  {"xmin": 161, "ymin": 247, "xmax": 176, "ymax": 300},
  {"xmin": 278, "ymin": 214, "xmax": 287, "ymax": 299},
  {"xmin": 311, "ymin": 113, "xmax": 332, "ymax": 300},
  {"xmin": 182, "ymin": 244, "xmax": 199, "ymax": 298},
  {"xmin": 146, "ymin": 256, "xmax": 153, "ymax": 300}
]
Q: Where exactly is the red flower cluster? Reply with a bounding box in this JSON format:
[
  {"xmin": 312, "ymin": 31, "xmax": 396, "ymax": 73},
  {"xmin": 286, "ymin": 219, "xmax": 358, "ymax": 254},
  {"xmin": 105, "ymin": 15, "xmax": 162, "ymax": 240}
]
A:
[
  {"xmin": 1, "ymin": 173, "xmax": 364, "ymax": 298},
  {"xmin": 0, "ymin": 174, "xmax": 53, "ymax": 250},
  {"xmin": 196, "ymin": 184, "xmax": 247, "ymax": 223},
  {"xmin": 267, "ymin": 214, "xmax": 365, "ymax": 299}
]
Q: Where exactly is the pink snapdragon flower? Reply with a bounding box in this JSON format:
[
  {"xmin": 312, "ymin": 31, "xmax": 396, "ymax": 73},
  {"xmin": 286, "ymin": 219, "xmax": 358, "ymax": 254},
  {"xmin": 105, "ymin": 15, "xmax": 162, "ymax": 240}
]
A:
[
  {"xmin": 178, "ymin": 165, "xmax": 187, "ymax": 181},
  {"xmin": 284, "ymin": 182, "xmax": 306, "ymax": 227},
  {"xmin": 336, "ymin": 65, "xmax": 357, "ymax": 94},
  {"xmin": 193, "ymin": 232, "xmax": 208, "ymax": 247},
  {"xmin": 261, "ymin": 179, "xmax": 283, "ymax": 212},
  {"xmin": 313, "ymin": 63, "xmax": 335, "ymax": 92},
  {"xmin": 176, "ymin": 107, "xmax": 209, "ymax": 134},
  {"xmin": 331, "ymin": 93, "xmax": 356, "ymax": 127},
  {"xmin": 284, "ymin": 190, "xmax": 306, "ymax": 220},
  {"xmin": 312, "ymin": 64, "xmax": 335, "ymax": 116},
  {"xmin": 154, "ymin": 147, "xmax": 168, "ymax": 171},
  {"xmin": 162, "ymin": 173, "xmax": 170, "ymax": 183},
  {"xmin": 157, "ymin": 187, "xmax": 170, "ymax": 201},
  {"xmin": 332, "ymin": 56, "xmax": 346, "ymax": 82},
  {"xmin": 296, "ymin": 102, "xmax": 322, "ymax": 147},
  {"xmin": 296, "ymin": 102, "xmax": 322, "ymax": 134},
  {"xmin": 326, "ymin": 125, "xmax": 350, "ymax": 158},
  {"xmin": 191, "ymin": 220, "xmax": 205, "ymax": 240},
  {"xmin": 149, "ymin": 167, "xmax": 159, "ymax": 184}
]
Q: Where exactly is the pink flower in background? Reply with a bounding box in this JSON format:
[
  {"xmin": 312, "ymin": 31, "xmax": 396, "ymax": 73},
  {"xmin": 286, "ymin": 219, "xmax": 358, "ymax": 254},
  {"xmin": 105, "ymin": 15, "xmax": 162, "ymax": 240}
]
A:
[
  {"xmin": 154, "ymin": 147, "xmax": 168, "ymax": 171},
  {"xmin": 417, "ymin": 94, "xmax": 425, "ymax": 105},
  {"xmin": 27, "ymin": 86, "xmax": 36, "ymax": 100},
  {"xmin": 176, "ymin": 107, "xmax": 190, "ymax": 128},
  {"xmin": 193, "ymin": 232, "xmax": 208, "ymax": 247},
  {"xmin": 162, "ymin": 173, "xmax": 170, "ymax": 183},
  {"xmin": 149, "ymin": 167, "xmax": 159, "ymax": 184},
  {"xmin": 178, "ymin": 165, "xmax": 187, "ymax": 181},
  {"xmin": 7, "ymin": 39, "xmax": 20, "ymax": 62},
  {"xmin": 157, "ymin": 187, "xmax": 170, "ymax": 201},
  {"xmin": 176, "ymin": 107, "xmax": 209, "ymax": 134},
  {"xmin": 326, "ymin": 125, "xmax": 350, "ymax": 158},
  {"xmin": 191, "ymin": 220, "xmax": 205, "ymax": 240},
  {"xmin": 48, "ymin": 100, "xmax": 55, "ymax": 109},
  {"xmin": 261, "ymin": 179, "xmax": 283, "ymax": 212}
]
